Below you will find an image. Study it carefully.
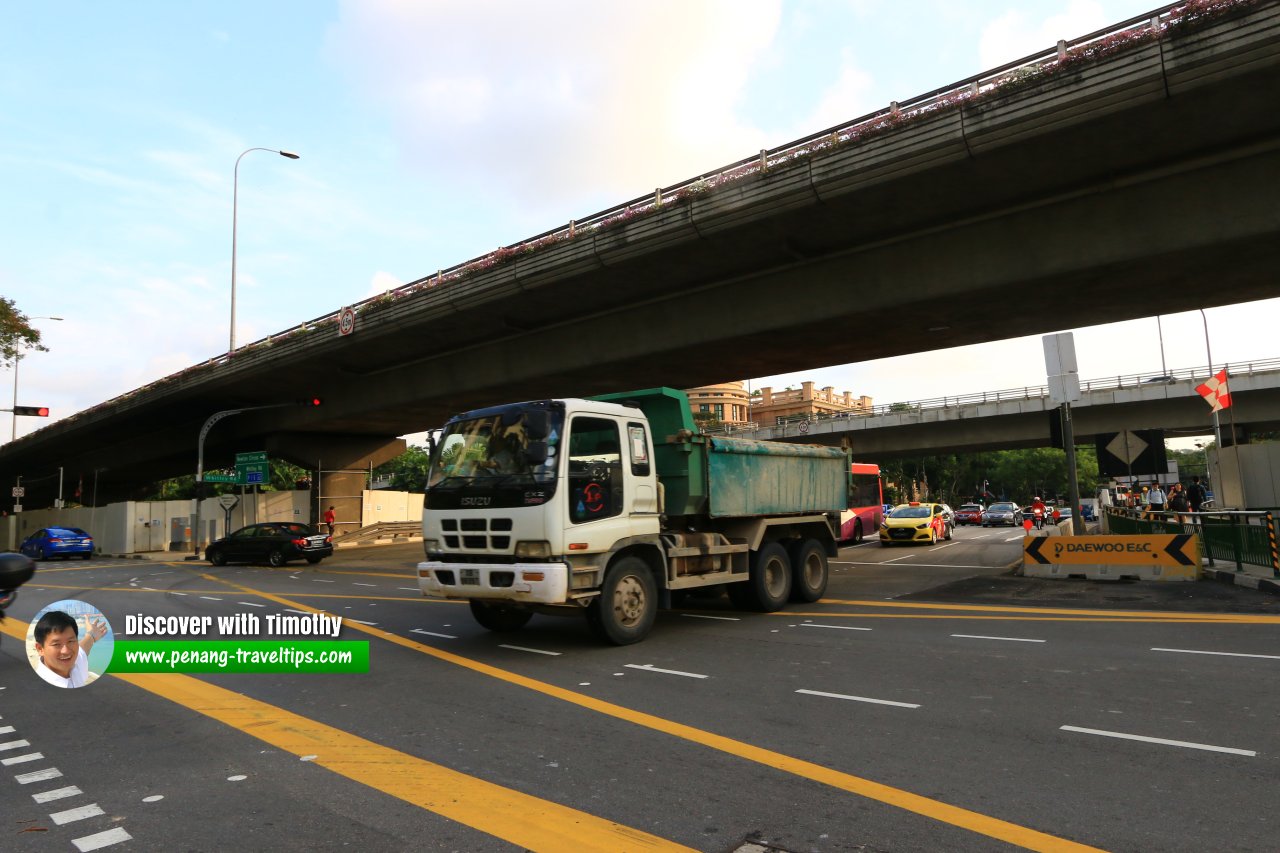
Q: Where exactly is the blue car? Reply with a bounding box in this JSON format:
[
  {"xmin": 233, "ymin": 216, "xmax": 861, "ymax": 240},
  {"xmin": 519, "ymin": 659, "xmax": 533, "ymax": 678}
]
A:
[{"xmin": 20, "ymin": 526, "xmax": 95, "ymax": 561}]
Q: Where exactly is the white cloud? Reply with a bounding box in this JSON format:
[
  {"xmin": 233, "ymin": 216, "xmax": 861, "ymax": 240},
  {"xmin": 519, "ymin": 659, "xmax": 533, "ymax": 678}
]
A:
[
  {"xmin": 978, "ymin": 1, "xmax": 1110, "ymax": 69},
  {"xmin": 366, "ymin": 270, "xmax": 403, "ymax": 299},
  {"xmin": 802, "ymin": 50, "xmax": 876, "ymax": 132},
  {"xmin": 327, "ymin": 0, "xmax": 783, "ymax": 206}
]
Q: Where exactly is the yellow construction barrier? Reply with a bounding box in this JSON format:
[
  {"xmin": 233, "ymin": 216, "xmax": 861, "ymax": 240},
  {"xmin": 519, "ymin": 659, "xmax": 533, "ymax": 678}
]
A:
[{"xmin": 1023, "ymin": 534, "xmax": 1200, "ymax": 581}]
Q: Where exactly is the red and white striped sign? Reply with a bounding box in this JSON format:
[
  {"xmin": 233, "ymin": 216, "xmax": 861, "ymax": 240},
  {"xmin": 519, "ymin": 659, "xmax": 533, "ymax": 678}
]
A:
[{"xmin": 1195, "ymin": 369, "xmax": 1232, "ymax": 412}]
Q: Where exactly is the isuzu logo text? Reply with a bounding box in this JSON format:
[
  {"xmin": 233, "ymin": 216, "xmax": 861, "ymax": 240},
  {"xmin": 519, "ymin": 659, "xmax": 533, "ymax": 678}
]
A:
[{"xmin": 460, "ymin": 497, "xmax": 491, "ymax": 506}]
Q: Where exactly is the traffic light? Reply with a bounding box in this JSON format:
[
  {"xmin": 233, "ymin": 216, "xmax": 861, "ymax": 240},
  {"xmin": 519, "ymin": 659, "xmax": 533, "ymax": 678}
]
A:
[
  {"xmin": 298, "ymin": 397, "xmax": 322, "ymax": 407},
  {"xmin": 13, "ymin": 406, "xmax": 49, "ymax": 417}
]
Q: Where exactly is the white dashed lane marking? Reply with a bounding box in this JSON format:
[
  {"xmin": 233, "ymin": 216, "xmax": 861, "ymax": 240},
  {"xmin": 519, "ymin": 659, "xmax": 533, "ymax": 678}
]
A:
[
  {"xmin": 4, "ymin": 720, "xmax": 135, "ymax": 849},
  {"xmin": 799, "ymin": 623, "xmax": 871, "ymax": 632},
  {"xmin": 73, "ymin": 827, "xmax": 135, "ymax": 852},
  {"xmin": 953, "ymin": 634, "xmax": 1046, "ymax": 644},
  {"xmin": 1152, "ymin": 647, "xmax": 1280, "ymax": 661},
  {"xmin": 797, "ymin": 689, "xmax": 921, "ymax": 709},
  {"xmin": 1060, "ymin": 725, "xmax": 1256, "ymax": 756},
  {"xmin": 499, "ymin": 644, "xmax": 562, "ymax": 656},
  {"xmin": 51, "ymin": 803, "xmax": 106, "ymax": 824},
  {"xmin": 33, "ymin": 785, "xmax": 83, "ymax": 803},
  {"xmin": 625, "ymin": 664, "xmax": 708, "ymax": 679},
  {"xmin": 411, "ymin": 629, "xmax": 457, "ymax": 639}
]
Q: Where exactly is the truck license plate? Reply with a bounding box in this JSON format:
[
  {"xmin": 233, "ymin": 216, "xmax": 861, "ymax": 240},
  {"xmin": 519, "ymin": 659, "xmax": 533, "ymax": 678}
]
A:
[{"xmin": 461, "ymin": 568, "xmax": 480, "ymax": 586}]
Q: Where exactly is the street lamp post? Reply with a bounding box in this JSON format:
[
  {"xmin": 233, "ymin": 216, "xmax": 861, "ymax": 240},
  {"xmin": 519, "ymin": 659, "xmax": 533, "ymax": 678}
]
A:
[
  {"xmin": 230, "ymin": 148, "xmax": 299, "ymax": 357},
  {"xmin": 1199, "ymin": 308, "xmax": 1223, "ymax": 451},
  {"xmin": 10, "ymin": 315, "xmax": 63, "ymax": 441}
]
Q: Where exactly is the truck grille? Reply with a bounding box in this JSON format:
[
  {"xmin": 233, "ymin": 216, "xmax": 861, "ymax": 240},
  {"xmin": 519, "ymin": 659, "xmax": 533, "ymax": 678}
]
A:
[{"xmin": 438, "ymin": 517, "xmax": 515, "ymax": 553}]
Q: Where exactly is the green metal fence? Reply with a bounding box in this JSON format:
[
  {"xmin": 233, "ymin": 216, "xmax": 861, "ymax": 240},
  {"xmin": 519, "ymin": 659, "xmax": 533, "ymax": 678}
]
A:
[{"xmin": 1104, "ymin": 508, "xmax": 1280, "ymax": 576}]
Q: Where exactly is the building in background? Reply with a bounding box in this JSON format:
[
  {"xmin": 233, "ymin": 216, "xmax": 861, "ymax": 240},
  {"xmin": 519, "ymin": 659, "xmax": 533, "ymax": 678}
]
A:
[
  {"xmin": 684, "ymin": 380, "xmax": 872, "ymax": 429},
  {"xmin": 752, "ymin": 382, "xmax": 873, "ymax": 425},
  {"xmin": 684, "ymin": 381, "xmax": 753, "ymax": 428}
]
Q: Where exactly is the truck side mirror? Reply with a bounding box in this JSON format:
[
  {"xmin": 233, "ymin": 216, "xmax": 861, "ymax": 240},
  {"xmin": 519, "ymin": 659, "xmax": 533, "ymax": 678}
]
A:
[
  {"xmin": 525, "ymin": 441, "xmax": 548, "ymax": 465},
  {"xmin": 525, "ymin": 410, "xmax": 550, "ymax": 440}
]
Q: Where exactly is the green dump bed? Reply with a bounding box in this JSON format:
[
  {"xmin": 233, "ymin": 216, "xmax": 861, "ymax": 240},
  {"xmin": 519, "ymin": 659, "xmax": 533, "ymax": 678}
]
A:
[{"xmin": 592, "ymin": 387, "xmax": 848, "ymax": 519}]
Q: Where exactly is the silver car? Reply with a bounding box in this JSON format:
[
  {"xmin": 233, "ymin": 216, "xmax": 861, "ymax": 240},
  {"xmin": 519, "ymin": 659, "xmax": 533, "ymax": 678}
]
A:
[{"xmin": 981, "ymin": 502, "xmax": 1019, "ymax": 526}]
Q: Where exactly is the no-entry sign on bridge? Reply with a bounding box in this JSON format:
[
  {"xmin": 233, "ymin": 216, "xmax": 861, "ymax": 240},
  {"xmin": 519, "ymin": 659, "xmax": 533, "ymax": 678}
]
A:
[{"xmin": 1024, "ymin": 534, "xmax": 1199, "ymax": 568}]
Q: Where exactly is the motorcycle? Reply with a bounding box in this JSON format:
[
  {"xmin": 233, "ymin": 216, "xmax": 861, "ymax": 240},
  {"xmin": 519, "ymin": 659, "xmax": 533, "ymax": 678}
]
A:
[{"xmin": 0, "ymin": 552, "xmax": 36, "ymax": 647}]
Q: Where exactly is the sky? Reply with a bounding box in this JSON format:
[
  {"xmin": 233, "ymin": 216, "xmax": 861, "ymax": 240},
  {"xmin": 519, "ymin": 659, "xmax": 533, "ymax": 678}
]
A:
[{"xmin": 2, "ymin": 0, "xmax": 1274, "ymax": 448}]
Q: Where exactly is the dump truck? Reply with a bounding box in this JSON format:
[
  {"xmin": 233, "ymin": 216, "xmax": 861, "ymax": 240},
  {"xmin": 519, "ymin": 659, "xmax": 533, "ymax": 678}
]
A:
[{"xmin": 417, "ymin": 387, "xmax": 848, "ymax": 644}]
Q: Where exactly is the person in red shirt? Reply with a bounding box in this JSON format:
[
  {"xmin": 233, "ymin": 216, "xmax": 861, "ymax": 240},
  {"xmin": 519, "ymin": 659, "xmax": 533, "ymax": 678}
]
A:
[
  {"xmin": 1030, "ymin": 497, "xmax": 1047, "ymax": 530},
  {"xmin": 323, "ymin": 505, "xmax": 336, "ymax": 536}
]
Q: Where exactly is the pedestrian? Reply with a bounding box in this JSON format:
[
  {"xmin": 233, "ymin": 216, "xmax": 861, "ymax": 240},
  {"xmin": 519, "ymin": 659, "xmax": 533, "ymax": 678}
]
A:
[
  {"xmin": 1148, "ymin": 481, "xmax": 1167, "ymax": 513},
  {"xmin": 1168, "ymin": 484, "xmax": 1190, "ymax": 523},
  {"xmin": 1187, "ymin": 475, "xmax": 1207, "ymax": 513},
  {"xmin": 323, "ymin": 505, "xmax": 336, "ymax": 536}
]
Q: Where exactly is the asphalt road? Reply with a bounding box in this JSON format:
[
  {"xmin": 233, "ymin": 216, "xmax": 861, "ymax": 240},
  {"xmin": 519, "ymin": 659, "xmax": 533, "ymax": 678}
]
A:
[{"xmin": 1, "ymin": 526, "xmax": 1277, "ymax": 852}]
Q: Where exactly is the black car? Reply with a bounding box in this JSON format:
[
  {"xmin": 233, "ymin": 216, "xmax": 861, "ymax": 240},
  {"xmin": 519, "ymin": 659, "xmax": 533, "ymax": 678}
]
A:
[{"xmin": 205, "ymin": 522, "xmax": 333, "ymax": 567}]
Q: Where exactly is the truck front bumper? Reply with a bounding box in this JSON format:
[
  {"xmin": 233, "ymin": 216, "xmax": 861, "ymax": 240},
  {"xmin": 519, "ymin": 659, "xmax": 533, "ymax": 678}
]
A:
[{"xmin": 417, "ymin": 561, "xmax": 570, "ymax": 604}]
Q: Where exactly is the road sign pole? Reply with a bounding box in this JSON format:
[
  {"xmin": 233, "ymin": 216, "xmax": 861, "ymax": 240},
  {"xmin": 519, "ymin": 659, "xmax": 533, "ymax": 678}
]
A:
[
  {"xmin": 1061, "ymin": 403, "xmax": 1086, "ymax": 535},
  {"xmin": 191, "ymin": 407, "xmax": 288, "ymax": 559}
]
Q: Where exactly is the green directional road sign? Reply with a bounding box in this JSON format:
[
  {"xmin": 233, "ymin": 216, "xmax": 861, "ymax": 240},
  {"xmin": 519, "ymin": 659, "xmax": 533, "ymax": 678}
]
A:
[
  {"xmin": 235, "ymin": 451, "xmax": 268, "ymax": 465},
  {"xmin": 239, "ymin": 462, "xmax": 268, "ymax": 485},
  {"xmin": 204, "ymin": 471, "xmax": 241, "ymax": 484}
]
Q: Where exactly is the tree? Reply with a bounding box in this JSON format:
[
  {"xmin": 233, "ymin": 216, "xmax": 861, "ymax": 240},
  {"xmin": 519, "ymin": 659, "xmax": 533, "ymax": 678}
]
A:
[
  {"xmin": 692, "ymin": 411, "xmax": 723, "ymax": 431},
  {"xmin": 374, "ymin": 445, "xmax": 433, "ymax": 492},
  {"xmin": 0, "ymin": 297, "xmax": 49, "ymax": 368}
]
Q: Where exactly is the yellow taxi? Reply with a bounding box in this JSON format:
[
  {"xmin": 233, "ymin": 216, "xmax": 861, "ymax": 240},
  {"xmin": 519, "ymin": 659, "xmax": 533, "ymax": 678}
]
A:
[{"xmin": 879, "ymin": 502, "xmax": 953, "ymax": 546}]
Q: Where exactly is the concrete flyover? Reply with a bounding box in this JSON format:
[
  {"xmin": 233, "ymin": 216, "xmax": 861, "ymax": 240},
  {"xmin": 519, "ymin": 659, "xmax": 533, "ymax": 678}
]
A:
[
  {"xmin": 3, "ymin": 1, "xmax": 1280, "ymax": 504},
  {"xmin": 731, "ymin": 360, "xmax": 1280, "ymax": 456}
]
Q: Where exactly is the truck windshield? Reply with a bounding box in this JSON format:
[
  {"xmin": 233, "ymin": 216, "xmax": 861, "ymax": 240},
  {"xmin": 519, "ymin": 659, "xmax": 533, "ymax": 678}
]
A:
[{"xmin": 428, "ymin": 405, "xmax": 563, "ymax": 489}]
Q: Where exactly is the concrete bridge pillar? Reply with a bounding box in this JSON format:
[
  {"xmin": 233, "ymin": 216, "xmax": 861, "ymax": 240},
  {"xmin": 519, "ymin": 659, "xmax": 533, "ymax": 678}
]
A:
[{"xmin": 264, "ymin": 433, "xmax": 407, "ymax": 538}]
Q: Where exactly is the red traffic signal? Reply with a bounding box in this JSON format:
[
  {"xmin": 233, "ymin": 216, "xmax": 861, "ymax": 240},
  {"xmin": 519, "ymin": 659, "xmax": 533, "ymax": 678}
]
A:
[
  {"xmin": 299, "ymin": 397, "xmax": 322, "ymax": 407},
  {"xmin": 13, "ymin": 406, "xmax": 49, "ymax": 417}
]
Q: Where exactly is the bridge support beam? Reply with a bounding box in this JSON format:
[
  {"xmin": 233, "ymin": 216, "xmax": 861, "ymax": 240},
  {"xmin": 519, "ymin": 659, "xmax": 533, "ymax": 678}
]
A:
[{"xmin": 265, "ymin": 434, "xmax": 407, "ymax": 537}]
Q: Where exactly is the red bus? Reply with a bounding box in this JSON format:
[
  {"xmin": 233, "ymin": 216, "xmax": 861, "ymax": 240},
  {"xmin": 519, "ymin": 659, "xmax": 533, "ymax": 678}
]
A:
[{"xmin": 840, "ymin": 462, "xmax": 883, "ymax": 542}]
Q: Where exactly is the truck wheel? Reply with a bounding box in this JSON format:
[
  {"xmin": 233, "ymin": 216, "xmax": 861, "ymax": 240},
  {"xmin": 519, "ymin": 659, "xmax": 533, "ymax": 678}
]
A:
[
  {"xmin": 787, "ymin": 539, "xmax": 828, "ymax": 603},
  {"xmin": 736, "ymin": 542, "xmax": 791, "ymax": 612},
  {"xmin": 588, "ymin": 556, "xmax": 656, "ymax": 645},
  {"xmin": 469, "ymin": 601, "xmax": 533, "ymax": 632}
]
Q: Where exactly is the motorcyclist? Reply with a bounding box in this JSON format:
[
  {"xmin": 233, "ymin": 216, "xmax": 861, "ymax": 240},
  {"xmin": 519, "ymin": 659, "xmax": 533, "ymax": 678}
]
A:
[{"xmin": 1030, "ymin": 496, "xmax": 1048, "ymax": 530}]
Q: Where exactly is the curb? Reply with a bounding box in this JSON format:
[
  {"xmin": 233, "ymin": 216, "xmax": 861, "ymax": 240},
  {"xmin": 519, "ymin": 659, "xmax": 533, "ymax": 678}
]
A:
[
  {"xmin": 335, "ymin": 537, "xmax": 422, "ymax": 550},
  {"xmin": 1202, "ymin": 568, "xmax": 1280, "ymax": 596}
]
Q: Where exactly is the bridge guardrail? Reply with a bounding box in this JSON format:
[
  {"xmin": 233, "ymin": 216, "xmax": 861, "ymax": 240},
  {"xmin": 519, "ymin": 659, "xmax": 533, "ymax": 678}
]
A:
[
  {"xmin": 58, "ymin": 0, "xmax": 1262, "ymax": 429},
  {"xmin": 728, "ymin": 357, "xmax": 1279, "ymax": 434},
  {"xmin": 1104, "ymin": 506, "xmax": 1280, "ymax": 577}
]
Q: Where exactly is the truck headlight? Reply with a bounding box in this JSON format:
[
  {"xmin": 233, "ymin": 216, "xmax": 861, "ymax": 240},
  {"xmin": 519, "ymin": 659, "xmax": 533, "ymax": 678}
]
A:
[
  {"xmin": 514, "ymin": 540, "xmax": 552, "ymax": 559},
  {"xmin": 422, "ymin": 538, "xmax": 441, "ymax": 558}
]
